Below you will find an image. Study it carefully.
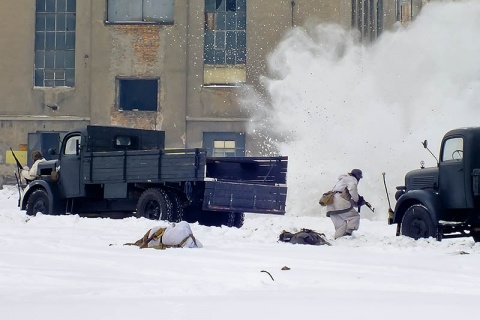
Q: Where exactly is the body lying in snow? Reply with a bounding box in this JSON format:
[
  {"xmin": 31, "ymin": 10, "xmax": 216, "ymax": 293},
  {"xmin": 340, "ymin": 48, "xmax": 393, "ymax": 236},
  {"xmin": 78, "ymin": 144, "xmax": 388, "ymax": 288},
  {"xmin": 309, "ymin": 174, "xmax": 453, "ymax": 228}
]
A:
[{"xmin": 126, "ymin": 221, "xmax": 203, "ymax": 249}]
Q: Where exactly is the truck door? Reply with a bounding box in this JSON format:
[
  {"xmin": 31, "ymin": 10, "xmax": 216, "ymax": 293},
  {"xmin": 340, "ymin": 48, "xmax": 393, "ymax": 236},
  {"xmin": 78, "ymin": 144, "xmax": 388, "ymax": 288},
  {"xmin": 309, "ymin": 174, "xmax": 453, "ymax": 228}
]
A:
[
  {"xmin": 439, "ymin": 136, "xmax": 467, "ymax": 208},
  {"xmin": 59, "ymin": 133, "xmax": 82, "ymax": 198}
]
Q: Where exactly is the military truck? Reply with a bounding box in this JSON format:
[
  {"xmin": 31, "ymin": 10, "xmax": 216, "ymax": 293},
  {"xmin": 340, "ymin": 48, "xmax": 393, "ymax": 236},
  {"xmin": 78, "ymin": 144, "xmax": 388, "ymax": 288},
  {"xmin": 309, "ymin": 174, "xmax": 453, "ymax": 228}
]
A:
[
  {"xmin": 389, "ymin": 127, "xmax": 480, "ymax": 242},
  {"xmin": 17, "ymin": 125, "xmax": 288, "ymax": 227}
]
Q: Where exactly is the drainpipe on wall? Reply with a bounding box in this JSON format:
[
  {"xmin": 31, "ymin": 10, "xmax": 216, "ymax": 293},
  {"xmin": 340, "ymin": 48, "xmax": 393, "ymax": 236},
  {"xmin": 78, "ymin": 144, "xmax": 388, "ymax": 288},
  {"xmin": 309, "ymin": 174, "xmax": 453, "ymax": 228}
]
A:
[
  {"xmin": 184, "ymin": 0, "xmax": 190, "ymax": 146},
  {"xmin": 291, "ymin": 1, "xmax": 295, "ymax": 27}
]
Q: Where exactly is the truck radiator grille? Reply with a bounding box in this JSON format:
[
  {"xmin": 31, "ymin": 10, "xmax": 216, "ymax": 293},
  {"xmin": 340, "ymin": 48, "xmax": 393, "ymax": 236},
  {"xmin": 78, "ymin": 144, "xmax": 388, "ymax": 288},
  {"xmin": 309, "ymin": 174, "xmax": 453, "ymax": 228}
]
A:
[{"xmin": 411, "ymin": 176, "xmax": 435, "ymax": 189}]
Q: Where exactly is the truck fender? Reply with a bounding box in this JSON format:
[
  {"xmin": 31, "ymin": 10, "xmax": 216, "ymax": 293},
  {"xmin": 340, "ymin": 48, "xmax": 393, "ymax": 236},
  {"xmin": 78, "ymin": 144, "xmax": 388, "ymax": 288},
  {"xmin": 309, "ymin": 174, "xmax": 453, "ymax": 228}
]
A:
[
  {"xmin": 393, "ymin": 190, "xmax": 443, "ymax": 226},
  {"xmin": 21, "ymin": 180, "xmax": 58, "ymax": 215}
]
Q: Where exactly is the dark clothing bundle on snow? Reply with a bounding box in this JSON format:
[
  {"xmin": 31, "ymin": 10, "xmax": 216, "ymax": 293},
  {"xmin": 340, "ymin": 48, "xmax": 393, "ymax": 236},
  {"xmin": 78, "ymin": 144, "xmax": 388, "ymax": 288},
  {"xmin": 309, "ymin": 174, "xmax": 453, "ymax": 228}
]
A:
[
  {"xmin": 279, "ymin": 229, "xmax": 331, "ymax": 246},
  {"xmin": 125, "ymin": 221, "xmax": 202, "ymax": 250}
]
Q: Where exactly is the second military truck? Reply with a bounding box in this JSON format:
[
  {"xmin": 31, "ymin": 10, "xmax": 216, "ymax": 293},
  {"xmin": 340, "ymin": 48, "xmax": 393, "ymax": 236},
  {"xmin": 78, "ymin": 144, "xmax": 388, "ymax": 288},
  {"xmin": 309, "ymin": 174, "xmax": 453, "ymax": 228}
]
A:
[
  {"xmin": 390, "ymin": 127, "xmax": 480, "ymax": 242},
  {"xmin": 18, "ymin": 125, "xmax": 288, "ymax": 227}
]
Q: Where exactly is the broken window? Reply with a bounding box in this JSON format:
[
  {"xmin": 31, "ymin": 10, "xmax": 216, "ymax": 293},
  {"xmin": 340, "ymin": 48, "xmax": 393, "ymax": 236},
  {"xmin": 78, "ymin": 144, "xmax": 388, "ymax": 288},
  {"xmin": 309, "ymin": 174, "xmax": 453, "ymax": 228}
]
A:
[
  {"xmin": 204, "ymin": 0, "xmax": 246, "ymax": 85},
  {"xmin": 34, "ymin": 0, "xmax": 76, "ymax": 87},
  {"xmin": 117, "ymin": 79, "xmax": 159, "ymax": 111},
  {"xmin": 107, "ymin": 0, "xmax": 174, "ymax": 23}
]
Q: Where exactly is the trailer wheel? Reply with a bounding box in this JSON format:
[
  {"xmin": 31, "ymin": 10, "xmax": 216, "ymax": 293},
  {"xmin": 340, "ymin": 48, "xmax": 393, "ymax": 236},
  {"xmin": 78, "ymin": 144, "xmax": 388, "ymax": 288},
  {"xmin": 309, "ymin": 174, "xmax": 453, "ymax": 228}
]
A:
[
  {"xmin": 226, "ymin": 212, "xmax": 244, "ymax": 228},
  {"xmin": 234, "ymin": 212, "xmax": 245, "ymax": 228},
  {"xmin": 26, "ymin": 189, "xmax": 50, "ymax": 216},
  {"xmin": 136, "ymin": 188, "xmax": 172, "ymax": 221},
  {"xmin": 400, "ymin": 204, "xmax": 436, "ymax": 240}
]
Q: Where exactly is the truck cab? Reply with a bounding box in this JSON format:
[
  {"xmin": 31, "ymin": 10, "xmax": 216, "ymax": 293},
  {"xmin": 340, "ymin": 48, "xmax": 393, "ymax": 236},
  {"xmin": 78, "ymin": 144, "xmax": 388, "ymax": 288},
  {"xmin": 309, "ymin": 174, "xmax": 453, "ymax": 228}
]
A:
[{"xmin": 391, "ymin": 127, "xmax": 480, "ymax": 242}]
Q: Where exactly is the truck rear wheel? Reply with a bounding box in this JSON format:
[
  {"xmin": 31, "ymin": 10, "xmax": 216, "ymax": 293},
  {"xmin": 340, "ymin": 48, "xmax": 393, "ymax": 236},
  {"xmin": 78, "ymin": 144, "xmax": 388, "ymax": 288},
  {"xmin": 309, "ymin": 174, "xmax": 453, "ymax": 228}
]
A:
[
  {"xmin": 401, "ymin": 204, "xmax": 436, "ymax": 240},
  {"xmin": 26, "ymin": 189, "xmax": 49, "ymax": 216},
  {"xmin": 136, "ymin": 188, "xmax": 172, "ymax": 221}
]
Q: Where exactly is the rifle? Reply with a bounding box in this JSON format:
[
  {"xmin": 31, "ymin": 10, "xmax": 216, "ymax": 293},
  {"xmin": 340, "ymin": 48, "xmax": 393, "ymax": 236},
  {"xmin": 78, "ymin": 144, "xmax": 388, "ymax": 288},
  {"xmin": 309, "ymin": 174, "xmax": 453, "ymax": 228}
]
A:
[
  {"xmin": 10, "ymin": 148, "xmax": 24, "ymax": 206},
  {"xmin": 10, "ymin": 148, "xmax": 23, "ymax": 170},
  {"xmin": 358, "ymin": 198, "xmax": 375, "ymax": 213},
  {"xmin": 364, "ymin": 201, "xmax": 375, "ymax": 212}
]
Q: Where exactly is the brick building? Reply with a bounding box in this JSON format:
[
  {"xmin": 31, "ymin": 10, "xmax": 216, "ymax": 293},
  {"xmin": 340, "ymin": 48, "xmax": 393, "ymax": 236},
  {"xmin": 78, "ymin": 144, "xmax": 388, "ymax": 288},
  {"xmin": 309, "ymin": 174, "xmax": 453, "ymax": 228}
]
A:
[{"xmin": 0, "ymin": 0, "xmax": 426, "ymax": 180}]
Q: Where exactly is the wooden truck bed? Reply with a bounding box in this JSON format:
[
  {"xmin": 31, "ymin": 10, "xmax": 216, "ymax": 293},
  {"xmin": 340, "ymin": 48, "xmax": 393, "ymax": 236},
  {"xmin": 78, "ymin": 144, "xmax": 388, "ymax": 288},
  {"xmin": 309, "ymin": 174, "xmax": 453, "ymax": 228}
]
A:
[{"xmin": 82, "ymin": 148, "xmax": 206, "ymax": 184}]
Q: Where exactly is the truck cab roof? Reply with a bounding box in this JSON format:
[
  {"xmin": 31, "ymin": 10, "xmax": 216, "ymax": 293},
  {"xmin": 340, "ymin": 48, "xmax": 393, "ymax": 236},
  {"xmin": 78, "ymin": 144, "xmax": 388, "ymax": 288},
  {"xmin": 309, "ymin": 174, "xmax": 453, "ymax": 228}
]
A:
[{"xmin": 70, "ymin": 125, "xmax": 166, "ymax": 152}]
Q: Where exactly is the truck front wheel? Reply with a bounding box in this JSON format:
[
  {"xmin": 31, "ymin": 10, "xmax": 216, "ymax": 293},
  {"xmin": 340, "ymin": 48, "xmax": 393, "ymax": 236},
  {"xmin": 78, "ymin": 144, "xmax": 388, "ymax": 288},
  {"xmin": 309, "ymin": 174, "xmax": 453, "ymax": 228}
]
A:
[
  {"xmin": 401, "ymin": 204, "xmax": 436, "ymax": 240},
  {"xmin": 136, "ymin": 188, "xmax": 172, "ymax": 221},
  {"xmin": 26, "ymin": 189, "xmax": 50, "ymax": 216}
]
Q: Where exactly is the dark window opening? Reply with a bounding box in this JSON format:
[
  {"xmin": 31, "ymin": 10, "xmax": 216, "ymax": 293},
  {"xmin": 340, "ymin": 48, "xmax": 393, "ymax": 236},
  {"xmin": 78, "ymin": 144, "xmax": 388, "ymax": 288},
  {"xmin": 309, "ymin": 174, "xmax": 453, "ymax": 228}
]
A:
[{"xmin": 118, "ymin": 79, "xmax": 158, "ymax": 111}]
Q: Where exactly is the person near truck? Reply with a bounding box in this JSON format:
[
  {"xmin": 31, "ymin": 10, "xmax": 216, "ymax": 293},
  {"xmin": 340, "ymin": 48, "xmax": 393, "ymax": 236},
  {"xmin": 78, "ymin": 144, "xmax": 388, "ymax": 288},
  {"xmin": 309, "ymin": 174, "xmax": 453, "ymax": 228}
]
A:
[
  {"xmin": 21, "ymin": 150, "xmax": 46, "ymax": 182},
  {"xmin": 326, "ymin": 169, "xmax": 365, "ymax": 239}
]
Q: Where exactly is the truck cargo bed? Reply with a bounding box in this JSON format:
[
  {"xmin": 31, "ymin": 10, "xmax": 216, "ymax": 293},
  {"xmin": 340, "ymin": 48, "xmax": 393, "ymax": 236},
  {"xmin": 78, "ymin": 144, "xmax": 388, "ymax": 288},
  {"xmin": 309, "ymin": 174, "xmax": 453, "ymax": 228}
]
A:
[{"xmin": 82, "ymin": 148, "xmax": 206, "ymax": 183}]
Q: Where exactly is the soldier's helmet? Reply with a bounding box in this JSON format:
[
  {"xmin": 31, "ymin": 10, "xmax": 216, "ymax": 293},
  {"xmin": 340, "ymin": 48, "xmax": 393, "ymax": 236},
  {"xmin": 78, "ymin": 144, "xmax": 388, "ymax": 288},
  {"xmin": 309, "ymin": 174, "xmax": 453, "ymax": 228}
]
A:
[{"xmin": 350, "ymin": 169, "xmax": 363, "ymax": 181}]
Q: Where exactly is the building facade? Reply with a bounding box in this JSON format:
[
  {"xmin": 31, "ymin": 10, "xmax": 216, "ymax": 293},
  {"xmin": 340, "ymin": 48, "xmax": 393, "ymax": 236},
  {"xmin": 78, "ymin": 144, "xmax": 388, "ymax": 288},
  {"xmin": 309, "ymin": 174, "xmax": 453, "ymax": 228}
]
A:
[{"xmin": 0, "ymin": 0, "xmax": 426, "ymax": 180}]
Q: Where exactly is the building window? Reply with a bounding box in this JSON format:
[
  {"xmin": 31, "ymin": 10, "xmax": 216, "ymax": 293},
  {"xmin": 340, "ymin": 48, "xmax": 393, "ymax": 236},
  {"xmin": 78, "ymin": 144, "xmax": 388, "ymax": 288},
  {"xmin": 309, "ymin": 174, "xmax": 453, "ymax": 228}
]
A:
[
  {"xmin": 34, "ymin": 0, "xmax": 76, "ymax": 87},
  {"xmin": 203, "ymin": 132, "xmax": 245, "ymax": 157},
  {"xmin": 204, "ymin": 0, "xmax": 246, "ymax": 85},
  {"xmin": 376, "ymin": 0, "xmax": 383, "ymax": 37},
  {"xmin": 399, "ymin": 1, "xmax": 412, "ymax": 26},
  {"xmin": 117, "ymin": 79, "xmax": 159, "ymax": 111},
  {"xmin": 107, "ymin": 0, "xmax": 174, "ymax": 24},
  {"xmin": 352, "ymin": 0, "xmax": 377, "ymax": 43},
  {"xmin": 213, "ymin": 140, "xmax": 236, "ymax": 157}
]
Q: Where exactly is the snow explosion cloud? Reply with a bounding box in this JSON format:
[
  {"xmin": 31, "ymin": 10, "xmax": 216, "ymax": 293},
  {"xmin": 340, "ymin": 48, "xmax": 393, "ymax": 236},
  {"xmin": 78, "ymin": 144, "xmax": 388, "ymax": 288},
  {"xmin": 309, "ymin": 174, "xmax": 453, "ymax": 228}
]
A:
[{"xmin": 242, "ymin": 1, "xmax": 480, "ymax": 220}]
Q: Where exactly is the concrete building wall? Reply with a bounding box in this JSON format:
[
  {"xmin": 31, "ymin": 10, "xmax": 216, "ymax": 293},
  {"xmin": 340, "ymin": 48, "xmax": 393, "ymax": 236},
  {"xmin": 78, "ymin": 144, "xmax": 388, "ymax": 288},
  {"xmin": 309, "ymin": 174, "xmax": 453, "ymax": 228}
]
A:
[{"xmin": 1, "ymin": 0, "xmax": 422, "ymax": 181}]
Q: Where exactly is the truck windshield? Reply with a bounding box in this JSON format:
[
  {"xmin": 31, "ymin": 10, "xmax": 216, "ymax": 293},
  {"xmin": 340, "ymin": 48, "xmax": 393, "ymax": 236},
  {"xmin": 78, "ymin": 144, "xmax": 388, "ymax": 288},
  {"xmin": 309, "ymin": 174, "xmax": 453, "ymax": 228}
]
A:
[
  {"xmin": 64, "ymin": 136, "xmax": 81, "ymax": 155},
  {"xmin": 441, "ymin": 137, "xmax": 463, "ymax": 161}
]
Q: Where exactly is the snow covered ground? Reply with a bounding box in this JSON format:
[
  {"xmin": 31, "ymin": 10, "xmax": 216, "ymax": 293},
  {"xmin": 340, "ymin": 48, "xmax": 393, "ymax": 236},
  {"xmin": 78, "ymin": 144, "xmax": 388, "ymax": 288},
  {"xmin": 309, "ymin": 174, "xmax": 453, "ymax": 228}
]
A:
[
  {"xmin": 3, "ymin": 1, "xmax": 480, "ymax": 319},
  {"xmin": 1, "ymin": 183, "xmax": 480, "ymax": 320}
]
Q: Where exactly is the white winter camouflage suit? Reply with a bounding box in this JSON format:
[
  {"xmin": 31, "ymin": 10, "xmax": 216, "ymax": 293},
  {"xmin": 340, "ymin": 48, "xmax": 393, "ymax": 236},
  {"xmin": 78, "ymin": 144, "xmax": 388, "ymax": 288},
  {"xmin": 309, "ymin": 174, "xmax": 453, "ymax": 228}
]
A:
[{"xmin": 326, "ymin": 174, "xmax": 361, "ymax": 239}]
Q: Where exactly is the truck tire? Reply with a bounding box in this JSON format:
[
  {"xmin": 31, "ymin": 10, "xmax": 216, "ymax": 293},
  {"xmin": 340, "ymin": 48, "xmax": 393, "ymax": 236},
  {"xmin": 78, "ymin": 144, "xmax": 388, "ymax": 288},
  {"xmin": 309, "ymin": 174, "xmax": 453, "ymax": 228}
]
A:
[
  {"xmin": 136, "ymin": 188, "xmax": 172, "ymax": 221},
  {"xmin": 26, "ymin": 189, "xmax": 50, "ymax": 216},
  {"xmin": 400, "ymin": 204, "xmax": 436, "ymax": 240},
  {"xmin": 226, "ymin": 212, "xmax": 244, "ymax": 228}
]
